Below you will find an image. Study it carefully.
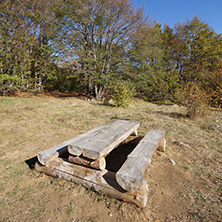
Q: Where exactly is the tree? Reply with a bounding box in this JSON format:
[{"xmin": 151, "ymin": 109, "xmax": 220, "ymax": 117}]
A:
[
  {"xmin": 0, "ymin": 0, "xmax": 62, "ymax": 94},
  {"xmin": 161, "ymin": 24, "xmax": 181, "ymax": 100},
  {"xmin": 61, "ymin": 0, "xmax": 144, "ymax": 98},
  {"xmin": 127, "ymin": 22, "xmax": 180, "ymax": 101},
  {"xmin": 173, "ymin": 17, "xmax": 222, "ymax": 86}
]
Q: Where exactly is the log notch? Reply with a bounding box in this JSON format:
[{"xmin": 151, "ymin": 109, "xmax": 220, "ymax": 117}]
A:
[
  {"xmin": 116, "ymin": 130, "xmax": 165, "ymax": 193},
  {"xmin": 35, "ymin": 158, "xmax": 148, "ymax": 208},
  {"xmin": 68, "ymin": 155, "xmax": 106, "ymax": 170},
  {"xmin": 68, "ymin": 120, "xmax": 140, "ymax": 160},
  {"xmin": 37, "ymin": 126, "xmax": 104, "ymax": 165}
]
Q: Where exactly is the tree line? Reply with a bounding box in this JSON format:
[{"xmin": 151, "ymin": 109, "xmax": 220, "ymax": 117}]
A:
[{"xmin": 0, "ymin": 0, "xmax": 221, "ymax": 106}]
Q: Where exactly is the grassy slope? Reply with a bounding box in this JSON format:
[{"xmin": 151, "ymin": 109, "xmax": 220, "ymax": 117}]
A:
[{"xmin": 0, "ymin": 96, "xmax": 221, "ymax": 222}]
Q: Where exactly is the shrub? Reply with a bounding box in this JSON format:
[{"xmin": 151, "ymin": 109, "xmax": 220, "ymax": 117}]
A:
[
  {"xmin": 112, "ymin": 83, "xmax": 134, "ymax": 107},
  {"xmin": 180, "ymin": 83, "xmax": 210, "ymax": 118},
  {"xmin": 210, "ymin": 86, "xmax": 222, "ymax": 108}
]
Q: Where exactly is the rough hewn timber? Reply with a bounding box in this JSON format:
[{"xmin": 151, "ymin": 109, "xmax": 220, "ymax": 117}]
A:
[
  {"xmin": 37, "ymin": 126, "xmax": 104, "ymax": 165},
  {"xmin": 68, "ymin": 155, "xmax": 106, "ymax": 170},
  {"xmin": 35, "ymin": 158, "xmax": 148, "ymax": 208},
  {"xmin": 68, "ymin": 120, "xmax": 140, "ymax": 160},
  {"xmin": 116, "ymin": 130, "xmax": 165, "ymax": 193}
]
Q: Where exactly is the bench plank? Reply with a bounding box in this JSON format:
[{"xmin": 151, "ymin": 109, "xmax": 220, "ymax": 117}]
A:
[
  {"xmin": 35, "ymin": 158, "xmax": 148, "ymax": 208},
  {"xmin": 37, "ymin": 126, "xmax": 104, "ymax": 165},
  {"xmin": 68, "ymin": 120, "xmax": 140, "ymax": 160},
  {"xmin": 116, "ymin": 130, "xmax": 165, "ymax": 193}
]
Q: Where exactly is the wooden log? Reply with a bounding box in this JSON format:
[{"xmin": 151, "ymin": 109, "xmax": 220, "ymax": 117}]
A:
[
  {"xmin": 68, "ymin": 120, "xmax": 140, "ymax": 160},
  {"xmin": 37, "ymin": 126, "xmax": 104, "ymax": 165},
  {"xmin": 158, "ymin": 138, "xmax": 166, "ymax": 152},
  {"xmin": 116, "ymin": 130, "xmax": 165, "ymax": 193},
  {"xmin": 68, "ymin": 155, "xmax": 106, "ymax": 170},
  {"xmin": 35, "ymin": 158, "xmax": 148, "ymax": 208}
]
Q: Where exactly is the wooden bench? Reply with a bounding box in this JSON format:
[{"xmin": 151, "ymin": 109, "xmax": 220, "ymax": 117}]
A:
[
  {"xmin": 116, "ymin": 130, "xmax": 166, "ymax": 193},
  {"xmin": 37, "ymin": 126, "xmax": 104, "ymax": 165},
  {"xmin": 35, "ymin": 157, "xmax": 149, "ymax": 208}
]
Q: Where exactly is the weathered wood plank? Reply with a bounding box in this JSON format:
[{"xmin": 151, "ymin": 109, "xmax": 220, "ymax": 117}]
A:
[
  {"xmin": 68, "ymin": 120, "xmax": 140, "ymax": 160},
  {"xmin": 35, "ymin": 158, "xmax": 148, "ymax": 208},
  {"xmin": 116, "ymin": 130, "xmax": 165, "ymax": 193},
  {"xmin": 68, "ymin": 155, "xmax": 106, "ymax": 170},
  {"xmin": 37, "ymin": 126, "xmax": 104, "ymax": 165}
]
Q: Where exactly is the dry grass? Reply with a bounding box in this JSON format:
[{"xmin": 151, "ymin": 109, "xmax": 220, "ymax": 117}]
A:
[{"xmin": 0, "ymin": 96, "xmax": 221, "ymax": 221}]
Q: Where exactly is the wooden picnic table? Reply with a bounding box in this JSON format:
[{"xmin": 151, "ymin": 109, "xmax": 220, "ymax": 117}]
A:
[{"xmin": 36, "ymin": 119, "xmax": 166, "ymax": 208}]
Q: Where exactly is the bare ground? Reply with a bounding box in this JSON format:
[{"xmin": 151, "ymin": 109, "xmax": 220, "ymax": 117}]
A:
[{"xmin": 0, "ymin": 95, "xmax": 221, "ymax": 222}]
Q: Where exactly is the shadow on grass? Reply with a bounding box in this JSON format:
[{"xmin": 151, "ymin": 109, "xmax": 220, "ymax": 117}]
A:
[
  {"xmin": 148, "ymin": 100, "xmax": 176, "ymax": 106},
  {"xmin": 94, "ymin": 103, "xmax": 115, "ymax": 107},
  {"xmin": 25, "ymin": 156, "xmax": 38, "ymax": 169},
  {"xmin": 8, "ymin": 90, "xmax": 88, "ymax": 99},
  {"xmin": 154, "ymin": 110, "xmax": 188, "ymax": 119}
]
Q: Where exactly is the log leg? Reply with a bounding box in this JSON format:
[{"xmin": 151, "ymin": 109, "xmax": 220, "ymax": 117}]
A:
[
  {"xmin": 158, "ymin": 138, "xmax": 166, "ymax": 152},
  {"xmin": 131, "ymin": 129, "xmax": 138, "ymax": 136},
  {"xmin": 68, "ymin": 155, "xmax": 106, "ymax": 170}
]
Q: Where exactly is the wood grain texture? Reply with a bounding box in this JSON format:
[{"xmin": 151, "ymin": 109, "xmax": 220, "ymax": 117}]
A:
[
  {"xmin": 35, "ymin": 158, "xmax": 148, "ymax": 208},
  {"xmin": 68, "ymin": 120, "xmax": 140, "ymax": 159},
  {"xmin": 68, "ymin": 155, "xmax": 106, "ymax": 170},
  {"xmin": 37, "ymin": 126, "xmax": 104, "ymax": 165},
  {"xmin": 116, "ymin": 130, "xmax": 165, "ymax": 193}
]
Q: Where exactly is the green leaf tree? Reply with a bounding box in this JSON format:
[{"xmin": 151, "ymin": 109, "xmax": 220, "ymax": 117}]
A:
[{"xmin": 60, "ymin": 0, "xmax": 144, "ymax": 98}]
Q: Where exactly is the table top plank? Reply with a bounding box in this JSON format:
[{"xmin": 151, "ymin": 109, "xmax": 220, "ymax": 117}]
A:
[
  {"xmin": 37, "ymin": 126, "xmax": 104, "ymax": 165},
  {"xmin": 68, "ymin": 120, "xmax": 140, "ymax": 159}
]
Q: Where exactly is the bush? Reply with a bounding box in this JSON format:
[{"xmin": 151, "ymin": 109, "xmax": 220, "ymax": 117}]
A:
[
  {"xmin": 210, "ymin": 86, "xmax": 222, "ymax": 108},
  {"xmin": 112, "ymin": 83, "xmax": 134, "ymax": 107},
  {"xmin": 180, "ymin": 83, "xmax": 210, "ymax": 118}
]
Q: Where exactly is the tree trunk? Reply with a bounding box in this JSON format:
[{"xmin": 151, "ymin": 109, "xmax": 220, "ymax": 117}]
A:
[
  {"xmin": 87, "ymin": 77, "xmax": 94, "ymax": 95},
  {"xmin": 94, "ymin": 84, "xmax": 104, "ymax": 99}
]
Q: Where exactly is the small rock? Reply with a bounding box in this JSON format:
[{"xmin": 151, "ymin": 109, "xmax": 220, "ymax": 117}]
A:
[
  {"xmin": 108, "ymin": 212, "xmax": 113, "ymax": 217},
  {"xmin": 216, "ymin": 120, "xmax": 219, "ymax": 122},
  {"xmin": 178, "ymin": 142, "xmax": 190, "ymax": 147},
  {"xmin": 169, "ymin": 158, "xmax": 176, "ymax": 165}
]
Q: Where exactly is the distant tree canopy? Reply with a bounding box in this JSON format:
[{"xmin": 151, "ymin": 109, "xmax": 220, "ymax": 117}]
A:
[
  {"xmin": 0, "ymin": 0, "xmax": 222, "ymax": 105},
  {"xmin": 0, "ymin": 0, "xmax": 61, "ymax": 92}
]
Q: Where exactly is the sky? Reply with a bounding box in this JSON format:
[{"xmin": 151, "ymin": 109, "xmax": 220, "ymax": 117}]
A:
[{"xmin": 133, "ymin": 0, "xmax": 222, "ymax": 34}]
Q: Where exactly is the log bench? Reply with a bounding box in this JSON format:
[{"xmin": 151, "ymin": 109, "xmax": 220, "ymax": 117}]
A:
[
  {"xmin": 35, "ymin": 158, "xmax": 148, "ymax": 208},
  {"xmin": 116, "ymin": 130, "xmax": 166, "ymax": 193},
  {"xmin": 35, "ymin": 120, "xmax": 166, "ymax": 208}
]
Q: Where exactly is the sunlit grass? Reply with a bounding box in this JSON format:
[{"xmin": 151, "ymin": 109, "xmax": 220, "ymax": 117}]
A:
[{"xmin": 0, "ymin": 95, "xmax": 221, "ymax": 221}]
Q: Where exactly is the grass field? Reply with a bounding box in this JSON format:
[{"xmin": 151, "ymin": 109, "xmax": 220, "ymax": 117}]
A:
[{"xmin": 0, "ymin": 94, "xmax": 221, "ymax": 221}]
